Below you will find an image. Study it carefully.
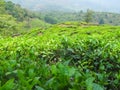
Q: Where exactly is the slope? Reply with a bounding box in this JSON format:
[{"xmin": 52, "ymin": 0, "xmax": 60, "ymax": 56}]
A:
[{"xmin": 0, "ymin": 22, "xmax": 120, "ymax": 89}]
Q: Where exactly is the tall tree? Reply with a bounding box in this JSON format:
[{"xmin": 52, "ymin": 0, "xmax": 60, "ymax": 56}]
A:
[
  {"xmin": 44, "ymin": 15, "xmax": 57, "ymax": 24},
  {"xmin": 0, "ymin": 0, "xmax": 5, "ymax": 14},
  {"xmin": 99, "ymin": 18, "xmax": 105, "ymax": 24},
  {"xmin": 84, "ymin": 9, "xmax": 93, "ymax": 23}
]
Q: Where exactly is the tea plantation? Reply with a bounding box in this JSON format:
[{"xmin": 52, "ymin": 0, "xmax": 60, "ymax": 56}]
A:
[{"xmin": 0, "ymin": 22, "xmax": 120, "ymax": 90}]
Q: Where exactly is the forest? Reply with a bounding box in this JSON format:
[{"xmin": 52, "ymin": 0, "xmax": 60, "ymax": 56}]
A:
[{"xmin": 0, "ymin": 0, "xmax": 120, "ymax": 90}]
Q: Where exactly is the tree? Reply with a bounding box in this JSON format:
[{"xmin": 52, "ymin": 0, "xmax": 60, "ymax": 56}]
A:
[
  {"xmin": 84, "ymin": 9, "xmax": 93, "ymax": 23},
  {"xmin": 99, "ymin": 18, "xmax": 105, "ymax": 24},
  {"xmin": 44, "ymin": 15, "xmax": 57, "ymax": 24},
  {"xmin": 0, "ymin": 0, "xmax": 5, "ymax": 14},
  {"xmin": 0, "ymin": 14, "xmax": 20, "ymax": 36}
]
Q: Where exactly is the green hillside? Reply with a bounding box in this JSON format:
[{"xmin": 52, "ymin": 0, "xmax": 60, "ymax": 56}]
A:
[
  {"xmin": 42, "ymin": 11, "xmax": 120, "ymax": 25},
  {"xmin": 0, "ymin": 0, "xmax": 120, "ymax": 90},
  {"xmin": 0, "ymin": 22, "xmax": 120, "ymax": 90},
  {"xmin": 0, "ymin": 0, "xmax": 50, "ymax": 37}
]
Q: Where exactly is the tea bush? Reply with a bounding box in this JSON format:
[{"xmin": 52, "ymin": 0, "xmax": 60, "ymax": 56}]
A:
[{"xmin": 0, "ymin": 24, "xmax": 120, "ymax": 90}]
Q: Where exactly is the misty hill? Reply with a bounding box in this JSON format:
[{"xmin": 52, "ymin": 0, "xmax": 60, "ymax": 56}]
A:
[
  {"xmin": 2, "ymin": 0, "xmax": 120, "ymax": 26},
  {"xmin": 0, "ymin": 0, "xmax": 50, "ymax": 37},
  {"xmin": 5, "ymin": 0, "xmax": 120, "ymax": 13}
]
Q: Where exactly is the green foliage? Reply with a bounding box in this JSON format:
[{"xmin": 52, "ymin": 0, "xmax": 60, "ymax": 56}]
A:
[
  {"xmin": 0, "ymin": 1, "xmax": 50, "ymax": 37},
  {"xmin": 0, "ymin": 1, "xmax": 120, "ymax": 90},
  {"xmin": 41, "ymin": 11, "xmax": 120, "ymax": 25},
  {"xmin": 0, "ymin": 14, "xmax": 21, "ymax": 36},
  {"xmin": 4, "ymin": 1, "xmax": 42, "ymax": 22},
  {"xmin": 0, "ymin": 0, "xmax": 5, "ymax": 14},
  {"xmin": 5, "ymin": 1, "xmax": 26, "ymax": 21},
  {"xmin": 0, "ymin": 79, "xmax": 14, "ymax": 90},
  {"xmin": 44, "ymin": 15, "xmax": 57, "ymax": 24},
  {"xmin": 99, "ymin": 18, "xmax": 105, "ymax": 24},
  {"xmin": 0, "ymin": 23, "xmax": 120, "ymax": 89},
  {"xmin": 84, "ymin": 9, "xmax": 93, "ymax": 23}
]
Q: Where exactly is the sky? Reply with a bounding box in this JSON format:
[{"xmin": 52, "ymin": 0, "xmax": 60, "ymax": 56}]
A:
[{"xmin": 6, "ymin": 0, "xmax": 120, "ymax": 13}]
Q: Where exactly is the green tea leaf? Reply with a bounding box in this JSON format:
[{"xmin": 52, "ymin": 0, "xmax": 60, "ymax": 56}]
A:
[
  {"xmin": 93, "ymin": 83, "xmax": 104, "ymax": 90},
  {"xmin": 86, "ymin": 77, "xmax": 95, "ymax": 90},
  {"xmin": 0, "ymin": 79, "xmax": 14, "ymax": 90}
]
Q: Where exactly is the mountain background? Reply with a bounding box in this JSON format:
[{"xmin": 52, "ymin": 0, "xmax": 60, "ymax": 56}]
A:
[
  {"xmin": 5, "ymin": 0, "xmax": 120, "ymax": 13},
  {"xmin": 2, "ymin": 0, "xmax": 120, "ymax": 27}
]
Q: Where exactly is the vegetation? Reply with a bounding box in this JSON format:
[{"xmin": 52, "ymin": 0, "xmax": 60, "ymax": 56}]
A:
[
  {"xmin": 0, "ymin": 22, "xmax": 120, "ymax": 89},
  {"xmin": 0, "ymin": 0, "xmax": 120, "ymax": 90},
  {"xmin": 1, "ymin": 0, "xmax": 120, "ymax": 26},
  {"xmin": 0, "ymin": 0, "xmax": 50, "ymax": 37},
  {"xmin": 84, "ymin": 9, "xmax": 93, "ymax": 23},
  {"xmin": 44, "ymin": 15, "xmax": 57, "ymax": 24}
]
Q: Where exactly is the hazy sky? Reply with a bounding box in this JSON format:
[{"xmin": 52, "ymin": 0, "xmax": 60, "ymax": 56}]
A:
[{"xmin": 6, "ymin": 0, "xmax": 120, "ymax": 12}]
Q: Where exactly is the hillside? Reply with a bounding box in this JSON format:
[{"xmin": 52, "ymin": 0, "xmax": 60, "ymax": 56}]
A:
[
  {"xmin": 25, "ymin": 22, "xmax": 120, "ymax": 38},
  {"xmin": 1, "ymin": 0, "xmax": 120, "ymax": 26},
  {"xmin": 0, "ymin": 22, "xmax": 120, "ymax": 89},
  {"xmin": 42, "ymin": 11, "xmax": 120, "ymax": 25},
  {"xmin": 0, "ymin": 0, "xmax": 50, "ymax": 37},
  {"xmin": 0, "ymin": 0, "xmax": 120, "ymax": 90}
]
